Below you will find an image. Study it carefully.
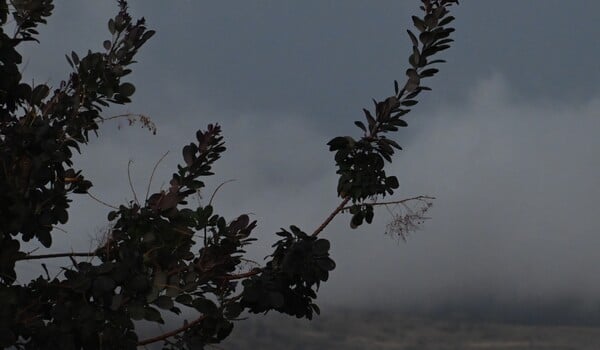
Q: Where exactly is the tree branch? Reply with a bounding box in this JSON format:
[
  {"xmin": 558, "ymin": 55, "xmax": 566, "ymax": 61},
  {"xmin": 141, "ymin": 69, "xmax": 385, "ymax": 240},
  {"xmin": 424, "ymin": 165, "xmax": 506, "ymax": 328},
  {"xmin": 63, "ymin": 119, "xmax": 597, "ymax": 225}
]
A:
[
  {"xmin": 137, "ymin": 314, "xmax": 207, "ymax": 346},
  {"xmin": 342, "ymin": 195, "xmax": 435, "ymax": 211},
  {"xmin": 16, "ymin": 252, "xmax": 98, "ymax": 261},
  {"xmin": 311, "ymin": 197, "xmax": 351, "ymax": 237},
  {"xmin": 223, "ymin": 268, "xmax": 262, "ymax": 281}
]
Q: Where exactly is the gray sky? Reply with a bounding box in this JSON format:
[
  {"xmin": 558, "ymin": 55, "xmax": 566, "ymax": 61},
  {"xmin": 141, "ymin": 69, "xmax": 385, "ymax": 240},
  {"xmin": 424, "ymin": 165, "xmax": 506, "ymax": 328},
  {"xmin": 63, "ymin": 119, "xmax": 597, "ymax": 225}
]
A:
[{"xmin": 15, "ymin": 0, "xmax": 600, "ymax": 321}]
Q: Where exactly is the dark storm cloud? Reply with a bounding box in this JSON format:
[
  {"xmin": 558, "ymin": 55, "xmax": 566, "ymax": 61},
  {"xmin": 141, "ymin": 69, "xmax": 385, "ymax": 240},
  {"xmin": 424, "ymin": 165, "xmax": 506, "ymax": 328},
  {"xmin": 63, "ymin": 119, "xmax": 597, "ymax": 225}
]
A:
[{"xmin": 14, "ymin": 0, "xmax": 600, "ymax": 323}]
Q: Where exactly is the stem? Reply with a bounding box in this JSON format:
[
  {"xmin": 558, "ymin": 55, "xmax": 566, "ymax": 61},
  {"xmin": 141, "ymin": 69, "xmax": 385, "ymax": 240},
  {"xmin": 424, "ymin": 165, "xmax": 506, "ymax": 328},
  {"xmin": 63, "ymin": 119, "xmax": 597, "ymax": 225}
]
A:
[
  {"xmin": 145, "ymin": 151, "xmax": 170, "ymax": 202},
  {"xmin": 311, "ymin": 197, "xmax": 351, "ymax": 237},
  {"xmin": 223, "ymin": 268, "xmax": 261, "ymax": 281},
  {"xmin": 16, "ymin": 252, "xmax": 97, "ymax": 261},
  {"xmin": 137, "ymin": 314, "xmax": 207, "ymax": 346},
  {"xmin": 342, "ymin": 195, "xmax": 435, "ymax": 211}
]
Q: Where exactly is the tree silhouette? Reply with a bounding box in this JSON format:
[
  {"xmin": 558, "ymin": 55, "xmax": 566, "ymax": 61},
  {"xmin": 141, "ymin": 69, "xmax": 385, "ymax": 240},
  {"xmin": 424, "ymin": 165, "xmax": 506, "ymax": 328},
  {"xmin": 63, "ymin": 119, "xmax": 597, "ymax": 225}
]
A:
[{"xmin": 0, "ymin": 0, "xmax": 459, "ymax": 348}]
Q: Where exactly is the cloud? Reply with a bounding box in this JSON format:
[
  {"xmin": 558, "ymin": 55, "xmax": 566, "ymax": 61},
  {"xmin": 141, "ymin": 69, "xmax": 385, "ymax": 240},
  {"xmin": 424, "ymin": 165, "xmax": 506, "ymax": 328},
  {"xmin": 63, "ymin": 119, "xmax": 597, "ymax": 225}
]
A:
[
  {"xmin": 18, "ymin": 73, "xmax": 600, "ymax": 318},
  {"xmin": 318, "ymin": 74, "xmax": 600, "ymax": 310}
]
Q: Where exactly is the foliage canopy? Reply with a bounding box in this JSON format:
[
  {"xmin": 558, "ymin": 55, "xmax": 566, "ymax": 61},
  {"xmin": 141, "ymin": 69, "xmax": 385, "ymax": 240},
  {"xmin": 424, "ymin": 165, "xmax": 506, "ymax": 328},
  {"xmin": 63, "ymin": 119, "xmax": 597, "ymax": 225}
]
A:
[{"xmin": 0, "ymin": 0, "xmax": 458, "ymax": 348}]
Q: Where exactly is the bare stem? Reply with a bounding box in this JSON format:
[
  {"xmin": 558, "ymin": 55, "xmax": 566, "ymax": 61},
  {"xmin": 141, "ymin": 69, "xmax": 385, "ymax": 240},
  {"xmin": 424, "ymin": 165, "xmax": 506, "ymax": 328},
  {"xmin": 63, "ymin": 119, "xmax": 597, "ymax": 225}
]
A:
[
  {"xmin": 127, "ymin": 159, "xmax": 140, "ymax": 206},
  {"xmin": 223, "ymin": 268, "xmax": 262, "ymax": 281},
  {"xmin": 137, "ymin": 314, "xmax": 207, "ymax": 346},
  {"xmin": 342, "ymin": 195, "xmax": 435, "ymax": 211},
  {"xmin": 208, "ymin": 179, "xmax": 236, "ymax": 206},
  {"xmin": 87, "ymin": 191, "xmax": 119, "ymax": 210},
  {"xmin": 16, "ymin": 251, "xmax": 98, "ymax": 261},
  {"xmin": 145, "ymin": 151, "xmax": 170, "ymax": 202},
  {"xmin": 311, "ymin": 197, "xmax": 351, "ymax": 237}
]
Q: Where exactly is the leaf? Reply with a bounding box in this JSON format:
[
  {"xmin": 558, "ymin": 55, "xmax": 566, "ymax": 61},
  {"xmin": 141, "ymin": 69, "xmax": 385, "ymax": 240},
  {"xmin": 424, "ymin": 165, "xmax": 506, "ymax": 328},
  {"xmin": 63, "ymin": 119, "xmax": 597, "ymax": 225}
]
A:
[
  {"xmin": 327, "ymin": 136, "xmax": 349, "ymax": 151},
  {"xmin": 312, "ymin": 239, "xmax": 330, "ymax": 255},
  {"xmin": 182, "ymin": 144, "xmax": 196, "ymax": 166},
  {"xmin": 127, "ymin": 303, "xmax": 145, "ymax": 320},
  {"xmin": 141, "ymin": 30, "xmax": 156, "ymax": 43},
  {"xmin": 438, "ymin": 15, "xmax": 455, "ymax": 27},
  {"xmin": 192, "ymin": 298, "xmax": 218, "ymax": 315},
  {"xmin": 350, "ymin": 212, "xmax": 364, "ymax": 229},
  {"xmin": 409, "ymin": 47, "xmax": 421, "ymax": 68},
  {"xmin": 107, "ymin": 211, "xmax": 118, "ymax": 221},
  {"xmin": 31, "ymin": 84, "xmax": 49, "ymax": 105},
  {"xmin": 316, "ymin": 258, "xmax": 336, "ymax": 271},
  {"xmin": 420, "ymin": 68, "xmax": 439, "ymax": 77},
  {"xmin": 419, "ymin": 31, "xmax": 434, "ymax": 46},
  {"xmin": 175, "ymin": 294, "xmax": 193, "ymax": 305},
  {"xmin": 406, "ymin": 29, "xmax": 418, "ymax": 47},
  {"xmin": 119, "ymin": 82, "xmax": 135, "ymax": 97},
  {"xmin": 411, "ymin": 16, "xmax": 426, "ymax": 32},
  {"xmin": 426, "ymin": 59, "xmax": 447, "ymax": 66},
  {"xmin": 386, "ymin": 176, "xmax": 399, "ymax": 189},
  {"xmin": 108, "ymin": 18, "xmax": 116, "ymax": 34},
  {"xmin": 354, "ymin": 120, "xmax": 366, "ymax": 132},
  {"xmin": 155, "ymin": 296, "xmax": 174, "ymax": 310},
  {"xmin": 224, "ymin": 303, "xmax": 243, "ymax": 319},
  {"xmin": 144, "ymin": 306, "xmax": 164, "ymax": 324},
  {"xmin": 71, "ymin": 51, "xmax": 79, "ymax": 65},
  {"xmin": 424, "ymin": 13, "xmax": 438, "ymax": 28},
  {"xmin": 65, "ymin": 54, "xmax": 73, "ymax": 68},
  {"xmin": 37, "ymin": 230, "xmax": 52, "ymax": 248},
  {"xmin": 362, "ymin": 108, "xmax": 376, "ymax": 127},
  {"xmin": 229, "ymin": 214, "xmax": 250, "ymax": 232},
  {"xmin": 103, "ymin": 40, "xmax": 111, "ymax": 50}
]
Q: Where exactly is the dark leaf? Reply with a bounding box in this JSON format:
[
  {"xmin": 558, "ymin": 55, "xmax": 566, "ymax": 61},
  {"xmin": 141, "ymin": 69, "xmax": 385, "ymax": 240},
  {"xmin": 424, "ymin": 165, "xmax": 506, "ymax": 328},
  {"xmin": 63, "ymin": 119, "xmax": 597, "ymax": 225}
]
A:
[
  {"xmin": 155, "ymin": 296, "xmax": 174, "ymax": 310},
  {"xmin": 411, "ymin": 16, "xmax": 426, "ymax": 32},
  {"xmin": 438, "ymin": 15, "xmax": 456, "ymax": 27},
  {"xmin": 354, "ymin": 120, "xmax": 367, "ymax": 132},
  {"xmin": 119, "ymin": 82, "xmax": 135, "ymax": 97},
  {"xmin": 313, "ymin": 239, "xmax": 330, "ymax": 255},
  {"xmin": 144, "ymin": 307, "xmax": 164, "ymax": 324},
  {"xmin": 406, "ymin": 29, "xmax": 418, "ymax": 47}
]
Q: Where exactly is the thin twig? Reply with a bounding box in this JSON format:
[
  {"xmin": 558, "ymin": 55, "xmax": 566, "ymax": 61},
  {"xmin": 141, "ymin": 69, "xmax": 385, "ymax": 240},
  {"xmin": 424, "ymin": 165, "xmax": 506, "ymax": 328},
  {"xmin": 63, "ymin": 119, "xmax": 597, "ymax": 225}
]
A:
[
  {"xmin": 145, "ymin": 151, "xmax": 169, "ymax": 202},
  {"xmin": 87, "ymin": 192, "xmax": 119, "ymax": 210},
  {"xmin": 127, "ymin": 159, "xmax": 139, "ymax": 205},
  {"xmin": 137, "ymin": 314, "xmax": 207, "ymax": 346},
  {"xmin": 223, "ymin": 268, "xmax": 262, "ymax": 281},
  {"xmin": 208, "ymin": 179, "xmax": 236, "ymax": 206},
  {"xmin": 16, "ymin": 251, "xmax": 98, "ymax": 261},
  {"xmin": 311, "ymin": 197, "xmax": 351, "ymax": 237},
  {"xmin": 342, "ymin": 195, "xmax": 435, "ymax": 211},
  {"xmin": 101, "ymin": 113, "xmax": 143, "ymax": 122}
]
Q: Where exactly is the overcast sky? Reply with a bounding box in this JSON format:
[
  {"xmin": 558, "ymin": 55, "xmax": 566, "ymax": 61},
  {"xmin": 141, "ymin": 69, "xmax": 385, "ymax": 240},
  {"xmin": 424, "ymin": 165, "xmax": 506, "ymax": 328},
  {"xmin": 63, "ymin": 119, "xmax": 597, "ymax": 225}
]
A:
[{"xmin": 15, "ymin": 0, "xmax": 600, "ymax": 321}]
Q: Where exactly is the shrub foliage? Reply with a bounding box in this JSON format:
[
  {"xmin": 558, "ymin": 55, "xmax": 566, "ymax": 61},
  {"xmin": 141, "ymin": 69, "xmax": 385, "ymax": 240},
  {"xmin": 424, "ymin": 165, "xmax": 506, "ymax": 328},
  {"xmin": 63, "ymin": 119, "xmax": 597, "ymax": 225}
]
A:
[{"xmin": 0, "ymin": 0, "xmax": 458, "ymax": 348}]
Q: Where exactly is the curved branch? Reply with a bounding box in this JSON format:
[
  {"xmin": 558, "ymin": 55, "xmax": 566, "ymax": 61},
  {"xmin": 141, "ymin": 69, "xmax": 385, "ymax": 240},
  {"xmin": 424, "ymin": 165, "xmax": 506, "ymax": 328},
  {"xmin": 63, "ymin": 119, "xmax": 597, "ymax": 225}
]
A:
[
  {"xmin": 87, "ymin": 191, "xmax": 119, "ymax": 210},
  {"xmin": 311, "ymin": 197, "xmax": 351, "ymax": 237},
  {"xmin": 137, "ymin": 314, "xmax": 207, "ymax": 346},
  {"xmin": 145, "ymin": 151, "xmax": 170, "ymax": 202},
  {"xmin": 208, "ymin": 179, "xmax": 236, "ymax": 206}
]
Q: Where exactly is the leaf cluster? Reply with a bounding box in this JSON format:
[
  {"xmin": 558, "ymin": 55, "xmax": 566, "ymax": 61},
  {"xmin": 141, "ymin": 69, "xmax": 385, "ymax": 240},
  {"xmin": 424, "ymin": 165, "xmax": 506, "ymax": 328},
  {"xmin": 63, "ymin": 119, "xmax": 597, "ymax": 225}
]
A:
[
  {"xmin": 241, "ymin": 226, "xmax": 334, "ymax": 320},
  {"xmin": 0, "ymin": 0, "xmax": 154, "ymax": 285},
  {"xmin": 0, "ymin": 1, "xmax": 459, "ymax": 349},
  {"xmin": 327, "ymin": 0, "xmax": 458, "ymax": 228}
]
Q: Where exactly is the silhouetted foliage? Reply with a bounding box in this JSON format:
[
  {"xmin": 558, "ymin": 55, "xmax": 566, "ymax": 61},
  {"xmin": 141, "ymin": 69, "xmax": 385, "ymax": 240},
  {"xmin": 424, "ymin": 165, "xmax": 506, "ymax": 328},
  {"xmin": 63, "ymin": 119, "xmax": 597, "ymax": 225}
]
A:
[{"xmin": 0, "ymin": 0, "xmax": 458, "ymax": 348}]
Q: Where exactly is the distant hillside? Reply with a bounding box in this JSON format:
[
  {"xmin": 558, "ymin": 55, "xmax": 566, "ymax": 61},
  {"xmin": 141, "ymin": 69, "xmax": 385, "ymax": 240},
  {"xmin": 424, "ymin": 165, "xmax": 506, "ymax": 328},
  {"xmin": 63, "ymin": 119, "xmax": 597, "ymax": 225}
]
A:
[{"xmin": 221, "ymin": 307, "xmax": 600, "ymax": 350}]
